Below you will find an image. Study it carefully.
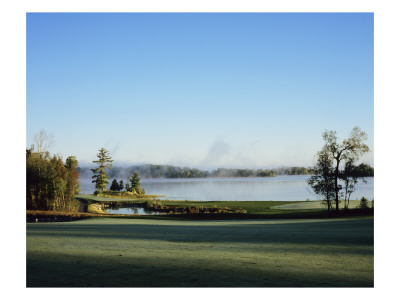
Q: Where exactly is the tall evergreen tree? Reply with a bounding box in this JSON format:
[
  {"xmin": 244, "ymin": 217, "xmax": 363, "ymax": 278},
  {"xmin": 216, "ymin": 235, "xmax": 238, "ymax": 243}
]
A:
[
  {"xmin": 110, "ymin": 179, "xmax": 120, "ymax": 191},
  {"xmin": 118, "ymin": 180, "xmax": 124, "ymax": 191},
  {"xmin": 129, "ymin": 171, "xmax": 141, "ymax": 192},
  {"xmin": 91, "ymin": 148, "xmax": 113, "ymax": 193}
]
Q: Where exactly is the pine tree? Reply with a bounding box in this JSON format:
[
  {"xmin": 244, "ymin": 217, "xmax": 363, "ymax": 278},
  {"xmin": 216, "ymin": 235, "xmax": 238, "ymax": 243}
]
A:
[
  {"xmin": 118, "ymin": 180, "xmax": 124, "ymax": 191},
  {"xmin": 358, "ymin": 197, "xmax": 369, "ymax": 209},
  {"xmin": 110, "ymin": 179, "xmax": 119, "ymax": 191},
  {"xmin": 91, "ymin": 148, "xmax": 113, "ymax": 193},
  {"xmin": 130, "ymin": 172, "xmax": 141, "ymax": 191}
]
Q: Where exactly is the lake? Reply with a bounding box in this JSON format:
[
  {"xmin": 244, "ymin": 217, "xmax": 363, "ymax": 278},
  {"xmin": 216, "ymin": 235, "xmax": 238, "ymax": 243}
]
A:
[
  {"xmin": 79, "ymin": 175, "xmax": 374, "ymax": 201},
  {"xmin": 104, "ymin": 207, "xmax": 160, "ymax": 215}
]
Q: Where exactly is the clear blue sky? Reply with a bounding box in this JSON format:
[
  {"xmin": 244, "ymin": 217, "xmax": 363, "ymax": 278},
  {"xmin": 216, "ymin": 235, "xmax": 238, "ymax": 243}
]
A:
[{"xmin": 26, "ymin": 13, "xmax": 374, "ymax": 168}]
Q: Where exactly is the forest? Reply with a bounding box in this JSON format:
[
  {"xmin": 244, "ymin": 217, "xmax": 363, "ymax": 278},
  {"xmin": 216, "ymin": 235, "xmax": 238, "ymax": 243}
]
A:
[{"xmin": 26, "ymin": 147, "xmax": 80, "ymax": 211}]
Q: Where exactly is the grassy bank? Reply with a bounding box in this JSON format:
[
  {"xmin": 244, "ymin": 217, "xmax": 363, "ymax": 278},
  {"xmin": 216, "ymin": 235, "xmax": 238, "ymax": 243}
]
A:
[
  {"xmin": 76, "ymin": 194, "xmax": 304, "ymax": 214},
  {"xmin": 73, "ymin": 195, "xmax": 373, "ymax": 220},
  {"xmin": 77, "ymin": 192, "xmax": 161, "ymax": 201},
  {"xmin": 26, "ymin": 210, "xmax": 94, "ymax": 222},
  {"xmin": 26, "ymin": 216, "xmax": 374, "ymax": 287}
]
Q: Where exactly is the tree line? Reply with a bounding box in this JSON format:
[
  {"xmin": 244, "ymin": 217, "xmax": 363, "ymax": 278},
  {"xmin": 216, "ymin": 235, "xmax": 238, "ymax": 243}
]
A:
[
  {"xmin": 26, "ymin": 130, "xmax": 80, "ymax": 211},
  {"xmin": 26, "ymin": 135, "xmax": 145, "ymax": 211},
  {"xmin": 79, "ymin": 165, "xmax": 320, "ymax": 179},
  {"xmin": 109, "ymin": 172, "xmax": 144, "ymax": 194},
  {"xmin": 80, "ymin": 163, "xmax": 373, "ymax": 180}
]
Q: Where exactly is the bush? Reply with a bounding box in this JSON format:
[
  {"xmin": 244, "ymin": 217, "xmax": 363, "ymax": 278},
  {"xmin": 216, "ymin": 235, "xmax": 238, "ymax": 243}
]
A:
[{"xmin": 88, "ymin": 203, "xmax": 105, "ymax": 214}]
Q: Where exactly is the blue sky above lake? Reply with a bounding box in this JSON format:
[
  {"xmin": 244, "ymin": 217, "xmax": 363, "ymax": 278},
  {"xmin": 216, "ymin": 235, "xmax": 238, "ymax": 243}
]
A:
[{"xmin": 26, "ymin": 13, "xmax": 374, "ymax": 168}]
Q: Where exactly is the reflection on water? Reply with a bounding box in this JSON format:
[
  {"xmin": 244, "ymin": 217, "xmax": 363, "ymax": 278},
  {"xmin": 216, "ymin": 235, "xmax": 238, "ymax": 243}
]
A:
[
  {"xmin": 104, "ymin": 207, "xmax": 159, "ymax": 215},
  {"xmin": 80, "ymin": 175, "xmax": 374, "ymax": 202}
]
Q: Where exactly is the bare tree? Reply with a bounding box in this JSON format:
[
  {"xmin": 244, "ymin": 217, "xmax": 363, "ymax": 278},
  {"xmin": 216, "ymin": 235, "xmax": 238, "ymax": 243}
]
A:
[{"xmin": 34, "ymin": 129, "xmax": 55, "ymax": 157}]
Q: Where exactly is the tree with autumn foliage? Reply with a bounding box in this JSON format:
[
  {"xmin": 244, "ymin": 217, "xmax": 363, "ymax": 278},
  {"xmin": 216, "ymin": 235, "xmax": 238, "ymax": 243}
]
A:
[{"xmin": 26, "ymin": 131, "xmax": 81, "ymax": 211}]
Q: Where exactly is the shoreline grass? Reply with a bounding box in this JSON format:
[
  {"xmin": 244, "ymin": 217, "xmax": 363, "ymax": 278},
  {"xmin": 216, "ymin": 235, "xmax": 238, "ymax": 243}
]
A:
[{"xmin": 27, "ymin": 205, "xmax": 373, "ymax": 223}]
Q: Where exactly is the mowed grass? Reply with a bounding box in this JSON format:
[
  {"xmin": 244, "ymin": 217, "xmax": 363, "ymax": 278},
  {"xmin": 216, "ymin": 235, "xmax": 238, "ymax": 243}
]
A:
[
  {"xmin": 26, "ymin": 216, "xmax": 373, "ymax": 287},
  {"xmin": 76, "ymin": 194, "xmax": 303, "ymax": 214},
  {"xmin": 271, "ymin": 200, "xmax": 373, "ymax": 210}
]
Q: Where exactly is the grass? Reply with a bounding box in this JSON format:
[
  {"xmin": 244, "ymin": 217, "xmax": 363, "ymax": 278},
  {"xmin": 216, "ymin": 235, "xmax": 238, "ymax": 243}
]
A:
[
  {"xmin": 272, "ymin": 199, "xmax": 373, "ymax": 210},
  {"xmin": 76, "ymin": 194, "xmax": 303, "ymax": 214},
  {"xmin": 73, "ymin": 195, "xmax": 373, "ymax": 220},
  {"xmin": 26, "ymin": 216, "xmax": 374, "ymax": 287},
  {"xmin": 27, "ymin": 197, "xmax": 374, "ymax": 286},
  {"xmin": 26, "ymin": 210, "xmax": 94, "ymax": 222}
]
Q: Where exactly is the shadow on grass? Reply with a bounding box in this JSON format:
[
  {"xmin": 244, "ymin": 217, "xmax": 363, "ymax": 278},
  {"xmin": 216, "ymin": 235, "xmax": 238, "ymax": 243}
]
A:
[
  {"xmin": 27, "ymin": 218, "xmax": 374, "ymax": 287},
  {"xmin": 26, "ymin": 249, "xmax": 373, "ymax": 288}
]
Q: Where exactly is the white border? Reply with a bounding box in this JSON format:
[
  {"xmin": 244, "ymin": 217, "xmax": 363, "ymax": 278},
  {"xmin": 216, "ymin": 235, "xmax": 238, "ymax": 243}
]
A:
[{"xmin": 1, "ymin": 0, "xmax": 398, "ymax": 299}]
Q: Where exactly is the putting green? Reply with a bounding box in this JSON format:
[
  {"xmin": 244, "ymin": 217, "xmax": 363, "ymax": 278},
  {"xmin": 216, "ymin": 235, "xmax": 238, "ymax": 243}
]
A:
[{"xmin": 271, "ymin": 200, "xmax": 372, "ymax": 210}]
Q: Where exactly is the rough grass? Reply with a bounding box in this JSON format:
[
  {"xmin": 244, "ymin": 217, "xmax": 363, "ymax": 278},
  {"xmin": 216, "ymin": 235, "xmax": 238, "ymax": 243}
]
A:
[{"xmin": 26, "ymin": 216, "xmax": 373, "ymax": 287}]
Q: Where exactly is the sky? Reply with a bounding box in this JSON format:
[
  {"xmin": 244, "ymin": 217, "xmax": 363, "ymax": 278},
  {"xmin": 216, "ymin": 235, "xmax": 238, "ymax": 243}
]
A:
[{"xmin": 26, "ymin": 13, "xmax": 374, "ymax": 169}]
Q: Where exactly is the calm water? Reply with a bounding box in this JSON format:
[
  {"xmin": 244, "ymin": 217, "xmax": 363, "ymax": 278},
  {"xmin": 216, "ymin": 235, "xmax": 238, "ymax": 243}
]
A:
[
  {"xmin": 104, "ymin": 207, "xmax": 159, "ymax": 215},
  {"xmin": 80, "ymin": 175, "xmax": 374, "ymax": 201}
]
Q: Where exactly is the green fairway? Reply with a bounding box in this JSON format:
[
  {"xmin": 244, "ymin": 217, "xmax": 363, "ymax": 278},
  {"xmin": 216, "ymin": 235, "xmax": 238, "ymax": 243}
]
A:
[
  {"xmin": 271, "ymin": 200, "xmax": 373, "ymax": 210},
  {"xmin": 26, "ymin": 216, "xmax": 373, "ymax": 287}
]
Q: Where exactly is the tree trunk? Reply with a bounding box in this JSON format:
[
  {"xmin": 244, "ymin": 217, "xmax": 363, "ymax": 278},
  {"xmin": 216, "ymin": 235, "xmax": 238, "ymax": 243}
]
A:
[
  {"xmin": 326, "ymin": 190, "xmax": 331, "ymax": 211},
  {"xmin": 334, "ymin": 158, "xmax": 340, "ymax": 211}
]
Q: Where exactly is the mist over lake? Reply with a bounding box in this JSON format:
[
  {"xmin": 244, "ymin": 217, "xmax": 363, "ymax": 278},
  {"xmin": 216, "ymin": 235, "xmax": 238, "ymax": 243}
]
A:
[{"xmin": 79, "ymin": 175, "xmax": 373, "ymax": 201}]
